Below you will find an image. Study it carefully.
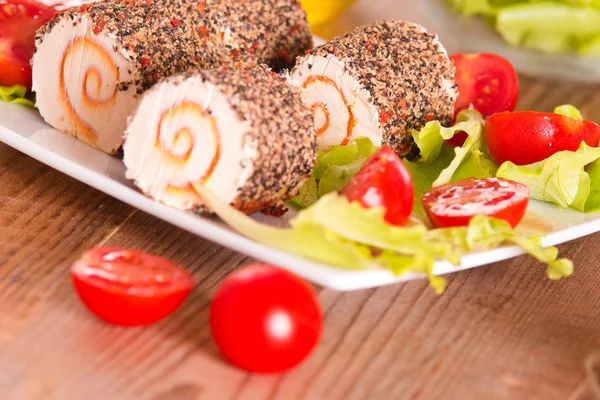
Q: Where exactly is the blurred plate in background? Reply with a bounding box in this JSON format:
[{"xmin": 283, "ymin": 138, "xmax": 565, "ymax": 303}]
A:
[{"xmin": 422, "ymin": 0, "xmax": 600, "ymax": 83}]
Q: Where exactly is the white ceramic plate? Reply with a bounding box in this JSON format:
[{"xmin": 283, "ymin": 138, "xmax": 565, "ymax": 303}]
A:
[{"xmin": 2, "ymin": 102, "xmax": 600, "ymax": 291}]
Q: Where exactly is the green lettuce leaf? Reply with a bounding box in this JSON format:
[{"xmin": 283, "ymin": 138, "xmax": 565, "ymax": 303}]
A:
[
  {"xmin": 446, "ymin": 0, "xmax": 494, "ymax": 16},
  {"xmin": 0, "ymin": 85, "xmax": 35, "ymax": 108},
  {"xmin": 196, "ymin": 185, "xmax": 375, "ymax": 269},
  {"xmin": 554, "ymin": 104, "xmax": 583, "ymax": 119},
  {"xmin": 404, "ymin": 146, "xmax": 456, "ymax": 217},
  {"xmin": 412, "ymin": 109, "xmax": 484, "ymax": 165},
  {"xmin": 495, "ymin": 3, "xmax": 600, "ymax": 48},
  {"xmin": 407, "ymin": 109, "xmax": 495, "ymax": 215},
  {"xmin": 447, "ymin": 0, "xmax": 600, "ymax": 55},
  {"xmin": 289, "ymin": 137, "xmax": 378, "ymax": 209},
  {"xmin": 496, "ymin": 142, "xmax": 600, "ymax": 212},
  {"xmin": 196, "ymin": 185, "xmax": 572, "ymax": 294}
]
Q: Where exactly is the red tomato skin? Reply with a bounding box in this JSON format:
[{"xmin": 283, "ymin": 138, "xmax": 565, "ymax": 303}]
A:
[
  {"xmin": 210, "ymin": 264, "xmax": 322, "ymax": 374},
  {"xmin": 422, "ymin": 178, "xmax": 529, "ymax": 228},
  {"xmin": 486, "ymin": 111, "xmax": 600, "ymax": 165},
  {"xmin": 340, "ymin": 146, "xmax": 414, "ymax": 226},
  {"xmin": 0, "ymin": 0, "xmax": 57, "ymax": 89},
  {"xmin": 447, "ymin": 53, "xmax": 519, "ymax": 147},
  {"xmin": 71, "ymin": 248, "xmax": 194, "ymax": 327},
  {"xmin": 0, "ymin": 60, "xmax": 31, "ymax": 88}
]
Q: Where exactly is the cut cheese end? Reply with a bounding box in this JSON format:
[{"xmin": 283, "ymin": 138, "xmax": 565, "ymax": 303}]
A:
[
  {"xmin": 32, "ymin": 15, "xmax": 138, "ymax": 155},
  {"xmin": 124, "ymin": 65, "xmax": 317, "ymax": 215},
  {"xmin": 291, "ymin": 54, "xmax": 382, "ymax": 150},
  {"xmin": 124, "ymin": 75, "xmax": 248, "ymax": 211},
  {"xmin": 291, "ymin": 20, "xmax": 458, "ymax": 158}
]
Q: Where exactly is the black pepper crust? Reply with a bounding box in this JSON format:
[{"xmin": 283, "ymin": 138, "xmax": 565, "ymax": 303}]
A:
[
  {"xmin": 294, "ymin": 20, "xmax": 457, "ymax": 160},
  {"xmin": 135, "ymin": 64, "xmax": 317, "ymax": 215},
  {"xmin": 36, "ymin": 0, "xmax": 312, "ymax": 93}
]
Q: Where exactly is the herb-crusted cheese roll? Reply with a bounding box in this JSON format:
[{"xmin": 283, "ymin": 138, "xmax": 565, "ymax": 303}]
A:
[
  {"xmin": 291, "ymin": 20, "xmax": 457, "ymax": 159},
  {"xmin": 32, "ymin": 0, "xmax": 312, "ymax": 155},
  {"xmin": 123, "ymin": 64, "xmax": 317, "ymax": 215}
]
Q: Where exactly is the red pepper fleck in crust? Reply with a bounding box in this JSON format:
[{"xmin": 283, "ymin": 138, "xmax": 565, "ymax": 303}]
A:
[
  {"xmin": 92, "ymin": 17, "xmax": 105, "ymax": 35},
  {"xmin": 379, "ymin": 111, "xmax": 391, "ymax": 124},
  {"xmin": 248, "ymin": 41, "xmax": 258, "ymax": 55},
  {"xmin": 398, "ymin": 98, "xmax": 407, "ymax": 118}
]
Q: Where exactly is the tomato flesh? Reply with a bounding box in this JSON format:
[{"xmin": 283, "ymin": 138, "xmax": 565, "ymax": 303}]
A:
[
  {"xmin": 71, "ymin": 247, "xmax": 194, "ymax": 326},
  {"xmin": 210, "ymin": 263, "xmax": 322, "ymax": 374},
  {"xmin": 0, "ymin": 0, "xmax": 57, "ymax": 89},
  {"xmin": 486, "ymin": 111, "xmax": 600, "ymax": 165},
  {"xmin": 448, "ymin": 53, "xmax": 519, "ymax": 147},
  {"xmin": 422, "ymin": 177, "xmax": 529, "ymax": 228},
  {"xmin": 340, "ymin": 146, "xmax": 414, "ymax": 226}
]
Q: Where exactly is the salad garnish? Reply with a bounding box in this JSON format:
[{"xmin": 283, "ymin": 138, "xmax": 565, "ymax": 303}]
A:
[
  {"xmin": 0, "ymin": 85, "xmax": 35, "ymax": 108},
  {"xmin": 195, "ymin": 183, "xmax": 572, "ymax": 294},
  {"xmin": 497, "ymin": 142, "xmax": 600, "ymax": 213},
  {"xmin": 447, "ymin": 0, "xmax": 600, "ymax": 56}
]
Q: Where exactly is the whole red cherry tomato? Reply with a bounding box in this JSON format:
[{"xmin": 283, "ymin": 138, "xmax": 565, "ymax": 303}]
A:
[
  {"xmin": 210, "ymin": 263, "xmax": 322, "ymax": 374},
  {"xmin": 448, "ymin": 53, "xmax": 519, "ymax": 147},
  {"xmin": 0, "ymin": 0, "xmax": 57, "ymax": 89},
  {"xmin": 486, "ymin": 111, "xmax": 600, "ymax": 165},
  {"xmin": 340, "ymin": 146, "xmax": 414, "ymax": 226}
]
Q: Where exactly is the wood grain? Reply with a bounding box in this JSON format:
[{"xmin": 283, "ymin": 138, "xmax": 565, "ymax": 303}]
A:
[{"xmin": 3, "ymin": 1, "xmax": 600, "ymax": 399}]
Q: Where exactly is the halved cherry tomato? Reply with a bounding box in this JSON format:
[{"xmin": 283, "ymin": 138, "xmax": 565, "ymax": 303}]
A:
[
  {"xmin": 422, "ymin": 177, "xmax": 529, "ymax": 228},
  {"xmin": 448, "ymin": 53, "xmax": 519, "ymax": 147},
  {"xmin": 0, "ymin": 0, "xmax": 56, "ymax": 89},
  {"xmin": 71, "ymin": 247, "xmax": 194, "ymax": 326},
  {"xmin": 340, "ymin": 146, "xmax": 414, "ymax": 226},
  {"xmin": 486, "ymin": 111, "xmax": 600, "ymax": 165},
  {"xmin": 210, "ymin": 263, "xmax": 322, "ymax": 374}
]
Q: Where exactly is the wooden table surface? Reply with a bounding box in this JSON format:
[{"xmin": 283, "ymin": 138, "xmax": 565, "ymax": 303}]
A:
[{"xmin": 3, "ymin": 1, "xmax": 600, "ymax": 399}]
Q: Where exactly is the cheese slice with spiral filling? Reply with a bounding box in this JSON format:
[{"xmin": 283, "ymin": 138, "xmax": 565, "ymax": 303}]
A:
[
  {"xmin": 291, "ymin": 20, "xmax": 458, "ymax": 159},
  {"xmin": 123, "ymin": 65, "xmax": 317, "ymax": 215},
  {"xmin": 293, "ymin": 55, "xmax": 382, "ymax": 150},
  {"xmin": 124, "ymin": 77, "xmax": 247, "ymax": 210},
  {"xmin": 32, "ymin": 15, "xmax": 138, "ymax": 154}
]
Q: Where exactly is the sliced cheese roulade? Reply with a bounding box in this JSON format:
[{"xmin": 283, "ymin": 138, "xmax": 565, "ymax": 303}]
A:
[
  {"xmin": 291, "ymin": 20, "xmax": 457, "ymax": 159},
  {"xmin": 32, "ymin": 0, "xmax": 312, "ymax": 155},
  {"xmin": 123, "ymin": 64, "xmax": 317, "ymax": 215}
]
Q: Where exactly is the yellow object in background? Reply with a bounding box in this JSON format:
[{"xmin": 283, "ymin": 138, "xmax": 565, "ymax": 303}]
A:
[{"xmin": 300, "ymin": 0, "xmax": 355, "ymax": 27}]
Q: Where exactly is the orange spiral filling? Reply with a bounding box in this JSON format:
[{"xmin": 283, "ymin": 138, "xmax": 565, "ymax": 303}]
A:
[
  {"xmin": 59, "ymin": 37, "xmax": 119, "ymax": 145},
  {"xmin": 155, "ymin": 102, "xmax": 221, "ymax": 198},
  {"xmin": 311, "ymin": 102, "xmax": 330, "ymax": 136},
  {"xmin": 302, "ymin": 75, "xmax": 356, "ymax": 145}
]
